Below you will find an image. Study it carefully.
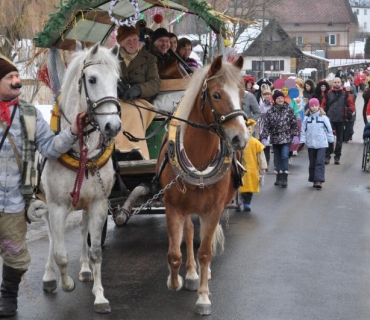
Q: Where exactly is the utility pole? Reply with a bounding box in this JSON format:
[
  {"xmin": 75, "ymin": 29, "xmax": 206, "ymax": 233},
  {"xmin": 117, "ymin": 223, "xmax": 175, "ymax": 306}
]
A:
[{"xmin": 261, "ymin": 3, "xmax": 265, "ymax": 78}]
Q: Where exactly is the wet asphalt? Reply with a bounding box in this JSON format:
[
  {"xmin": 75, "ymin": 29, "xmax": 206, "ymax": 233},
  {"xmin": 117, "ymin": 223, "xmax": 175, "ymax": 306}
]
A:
[{"xmin": 2, "ymin": 94, "xmax": 370, "ymax": 320}]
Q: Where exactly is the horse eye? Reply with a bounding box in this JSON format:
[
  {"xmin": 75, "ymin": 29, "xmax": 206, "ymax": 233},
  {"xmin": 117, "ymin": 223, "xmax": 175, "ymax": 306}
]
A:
[
  {"xmin": 88, "ymin": 77, "xmax": 96, "ymax": 84},
  {"xmin": 212, "ymin": 92, "xmax": 221, "ymax": 100}
]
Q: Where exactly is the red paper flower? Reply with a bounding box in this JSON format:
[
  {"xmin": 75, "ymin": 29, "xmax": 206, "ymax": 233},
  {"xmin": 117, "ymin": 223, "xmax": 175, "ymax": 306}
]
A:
[
  {"xmin": 37, "ymin": 65, "xmax": 50, "ymax": 88},
  {"xmin": 153, "ymin": 13, "xmax": 163, "ymax": 24}
]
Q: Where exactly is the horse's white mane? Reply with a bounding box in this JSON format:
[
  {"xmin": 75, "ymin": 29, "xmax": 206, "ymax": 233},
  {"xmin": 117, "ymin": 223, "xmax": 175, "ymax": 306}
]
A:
[
  {"xmin": 178, "ymin": 59, "xmax": 243, "ymax": 121},
  {"xmin": 59, "ymin": 45, "xmax": 120, "ymax": 109}
]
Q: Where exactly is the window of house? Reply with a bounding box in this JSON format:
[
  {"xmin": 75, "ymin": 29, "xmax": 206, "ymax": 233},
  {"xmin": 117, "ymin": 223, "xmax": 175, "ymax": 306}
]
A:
[
  {"xmin": 294, "ymin": 36, "xmax": 303, "ymax": 46},
  {"xmin": 365, "ymin": 9, "xmax": 367, "ymax": 15},
  {"xmin": 252, "ymin": 61, "xmax": 263, "ymax": 71},
  {"xmin": 356, "ymin": 9, "xmax": 359, "ymax": 14},
  {"xmin": 325, "ymin": 34, "xmax": 336, "ymax": 46},
  {"xmin": 365, "ymin": 22, "xmax": 367, "ymax": 29},
  {"xmin": 255, "ymin": 60, "xmax": 284, "ymax": 71}
]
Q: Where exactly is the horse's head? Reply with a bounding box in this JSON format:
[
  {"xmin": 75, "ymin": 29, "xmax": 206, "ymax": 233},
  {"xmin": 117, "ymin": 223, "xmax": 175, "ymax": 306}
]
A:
[
  {"xmin": 61, "ymin": 43, "xmax": 122, "ymax": 140},
  {"xmin": 199, "ymin": 56, "xmax": 249, "ymax": 151}
]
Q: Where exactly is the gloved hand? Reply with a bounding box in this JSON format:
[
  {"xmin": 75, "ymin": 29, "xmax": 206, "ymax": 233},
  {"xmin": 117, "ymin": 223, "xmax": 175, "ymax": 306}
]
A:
[
  {"xmin": 261, "ymin": 138, "xmax": 268, "ymax": 146},
  {"xmin": 117, "ymin": 81, "xmax": 130, "ymax": 100},
  {"xmin": 346, "ymin": 109, "xmax": 353, "ymax": 120},
  {"xmin": 122, "ymin": 85, "xmax": 142, "ymax": 101},
  {"xmin": 292, "ymin": 136, "xmax": 300, "ymax": 145}
]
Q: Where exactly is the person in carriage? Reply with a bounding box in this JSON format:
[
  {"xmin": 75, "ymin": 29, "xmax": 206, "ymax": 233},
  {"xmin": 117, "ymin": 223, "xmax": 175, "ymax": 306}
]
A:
[{"xmin": 114, "ymin": 25, "xmax": 161, "ymax": 160}]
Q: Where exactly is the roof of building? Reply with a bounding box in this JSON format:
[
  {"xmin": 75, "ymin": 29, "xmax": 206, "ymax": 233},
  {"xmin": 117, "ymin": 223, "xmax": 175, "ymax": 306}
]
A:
[
  {"xmin": 265, "ymin": 0, "xmax": 357, "ymax": 24},
  {"xmin": 243, "ymin": 20, "xmax": 302, "ymax": 57}
]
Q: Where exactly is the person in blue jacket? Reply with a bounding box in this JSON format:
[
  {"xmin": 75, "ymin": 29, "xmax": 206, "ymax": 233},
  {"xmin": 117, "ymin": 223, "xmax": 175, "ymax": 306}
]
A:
[{"xmin": 300, "ymin": 98, "xmax": 334, "ymax": 189}]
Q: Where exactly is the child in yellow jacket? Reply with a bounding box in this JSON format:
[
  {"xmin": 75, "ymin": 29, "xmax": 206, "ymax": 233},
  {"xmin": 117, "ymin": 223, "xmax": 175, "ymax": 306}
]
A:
[{"xmin": 239, "ymin": 119, "xmax": 267, "ymax": 211}]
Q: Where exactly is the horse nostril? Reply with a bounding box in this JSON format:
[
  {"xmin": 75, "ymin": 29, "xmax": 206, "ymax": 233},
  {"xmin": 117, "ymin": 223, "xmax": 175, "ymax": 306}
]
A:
[
  {"xmin": 232, "ymin": 135, "xmax": 247, "ymax": 150},
  {"xmin": 105, "ymin": 122, "xmax": 121, "ymax": 135},
  {"xmin": 232, "ymin": 136, "xmax": 241, "ymax": 148}
]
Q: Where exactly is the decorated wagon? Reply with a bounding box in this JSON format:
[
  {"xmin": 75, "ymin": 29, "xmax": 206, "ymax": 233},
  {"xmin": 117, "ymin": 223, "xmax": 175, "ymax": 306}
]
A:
[
  {"xmin": 34, "ymin": 0, "xmax": 246, "ymax": 240},
  {"xmin": 31, "ymin": 0, "xmax": 252, "ymax": 315}
]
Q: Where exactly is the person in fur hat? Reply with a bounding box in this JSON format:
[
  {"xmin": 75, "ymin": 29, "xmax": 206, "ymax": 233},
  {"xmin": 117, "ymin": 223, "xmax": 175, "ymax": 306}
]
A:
[
  {"xmin": 300, "ymin": 98, "xmax": 334, "ymax": 188},
  {"xmin": 238, "ymin": 119, "xmax": 267, "ymax": 211},
  {"xmin": 114, "ymin": 25, "xmax": 161, "ymax": 160},
  {"xmin": 313, "ymin": 79, "xmax": 330, "ymax": 106},
  {"xmin": 0, "ymin": 57, "xmax": 83, "ymax": 317},
  {"xmin": 260, "ymin": 90, "xmax": 299, "ymax": 188}
]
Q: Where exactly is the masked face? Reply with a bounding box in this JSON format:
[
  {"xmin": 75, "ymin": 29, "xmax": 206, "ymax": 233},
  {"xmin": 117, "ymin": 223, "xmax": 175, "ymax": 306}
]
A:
[{"xmin": 281, "ymin": 87, "xmax": 289, "ymax": 96}]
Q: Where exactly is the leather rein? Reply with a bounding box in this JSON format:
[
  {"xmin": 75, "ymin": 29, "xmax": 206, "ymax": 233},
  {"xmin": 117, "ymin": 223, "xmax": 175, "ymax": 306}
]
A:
[
  {"xmin": 57, "ymin": 60, "xmax": 120, "ymax": 174},
  {"xmin": 156, "ymin": 76, "xmax": 247, "ymax": 189},
  {"xmin": 122, "ymin": 76, "xmax": 248, "ymax": 142}
]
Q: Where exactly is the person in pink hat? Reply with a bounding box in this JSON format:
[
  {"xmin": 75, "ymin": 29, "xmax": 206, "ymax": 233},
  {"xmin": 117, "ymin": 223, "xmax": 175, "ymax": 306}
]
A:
[{"xmin": 300, "ymin": 98, "xmax": 334, "ymax": 189}]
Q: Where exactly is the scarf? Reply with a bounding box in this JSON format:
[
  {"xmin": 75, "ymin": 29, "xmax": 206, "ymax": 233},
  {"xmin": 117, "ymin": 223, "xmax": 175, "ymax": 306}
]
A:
[
  {"xmin": 0, "ymin": 98, "xmax": 19, "ymax": 126},
  {"xmin": 120, "ymin": 49, "xmax": 138, "ymax": 67}
]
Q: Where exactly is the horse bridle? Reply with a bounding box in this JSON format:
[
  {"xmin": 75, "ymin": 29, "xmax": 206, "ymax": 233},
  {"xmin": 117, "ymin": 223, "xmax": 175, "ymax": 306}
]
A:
[
  {"xmin": 200, "ymin": 76, "xmax": 248, "ymax": 139},
  {"xmin": 78, "ymin": 60, "xmax": 121, "ymax": 127}
]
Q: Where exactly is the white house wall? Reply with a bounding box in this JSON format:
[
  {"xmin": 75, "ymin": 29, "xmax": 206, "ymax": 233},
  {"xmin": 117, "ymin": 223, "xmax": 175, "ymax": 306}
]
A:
[{"xmin": 242, "ymin": 56, "xmax": 292, "ymax": 74}]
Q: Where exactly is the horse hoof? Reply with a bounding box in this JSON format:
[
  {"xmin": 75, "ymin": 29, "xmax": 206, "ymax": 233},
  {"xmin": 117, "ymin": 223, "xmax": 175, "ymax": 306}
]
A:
[
  {"xmin": 185, "ymin": 278, "xmax": 199, "ymax": 291},
  {"xmin": 79, "ymin": 271, "xmax": 93, "ymax": 282},
  {"xmin": 42, "ymin": 280, "xmax": 57, "ymax": 293},
  {"xmin": 195, "ymin": 303, "xmax": 211, "ymax": 315},
  {"xmin": 94, "ymin": 302, "xmax": 111, "ymax": 314},
  {"xmin": 61, "ymin": 277, "xmax": 75, "ymax": 292}
]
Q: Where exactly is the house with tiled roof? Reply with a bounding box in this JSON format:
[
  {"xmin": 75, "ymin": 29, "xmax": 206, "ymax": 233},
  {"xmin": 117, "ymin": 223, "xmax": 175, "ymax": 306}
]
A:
[
  {"xmin": 258, "ymin": 0, "xmax": 358, "ymax": 59},
  {"xmin": 241, "ymin": 19, "xmax": 329, "ymax": 81}
]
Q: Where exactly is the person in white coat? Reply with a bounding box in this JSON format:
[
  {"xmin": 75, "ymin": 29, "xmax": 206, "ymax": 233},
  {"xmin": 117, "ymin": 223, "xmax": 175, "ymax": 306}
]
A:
[{"xmin": 300, "ymin": 98, "xmax": 334, "ymax": 189}]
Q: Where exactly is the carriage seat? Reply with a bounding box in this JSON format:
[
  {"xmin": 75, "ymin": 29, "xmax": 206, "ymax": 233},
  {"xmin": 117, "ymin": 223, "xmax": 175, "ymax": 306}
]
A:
[{"xmin": 153, "ymin": 78, "xmax": 190, "ymax": 113}]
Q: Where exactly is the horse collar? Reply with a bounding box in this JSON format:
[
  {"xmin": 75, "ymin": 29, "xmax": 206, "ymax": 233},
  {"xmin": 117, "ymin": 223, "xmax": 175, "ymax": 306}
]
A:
[{"xmin": 167, "ymin": 108, "xmax": 233, "ymax": 189}]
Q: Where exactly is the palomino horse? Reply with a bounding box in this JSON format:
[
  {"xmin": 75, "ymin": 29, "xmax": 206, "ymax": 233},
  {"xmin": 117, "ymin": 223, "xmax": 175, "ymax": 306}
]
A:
[
  {"xmin": 156, "ymin": 56, "xmax": 249, "ymax": 315},
  {"xmin": 41, "ymin": 43, "xmax": 121, "ymax": 313}
]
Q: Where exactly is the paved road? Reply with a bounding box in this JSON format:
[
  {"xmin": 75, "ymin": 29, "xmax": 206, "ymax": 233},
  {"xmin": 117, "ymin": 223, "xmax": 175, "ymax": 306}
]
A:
[{"xmin": 3, "ymin": 94, "xmax": 370, "ymax": 320}]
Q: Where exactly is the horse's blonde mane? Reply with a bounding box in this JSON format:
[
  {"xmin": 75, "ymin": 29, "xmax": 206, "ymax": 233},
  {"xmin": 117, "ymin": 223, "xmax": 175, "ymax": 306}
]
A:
[
  {"xmin": 178, "ymin": 60, "xmax": 243, "ymax": 121},
  {"xmin": 59, "ymin": 46, "xmax": 120, "ymax": 108}
]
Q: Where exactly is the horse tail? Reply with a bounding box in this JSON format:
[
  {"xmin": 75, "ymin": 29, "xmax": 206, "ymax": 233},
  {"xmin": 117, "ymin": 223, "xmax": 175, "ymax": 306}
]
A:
[{"xmin": 211, "ymin": 223, "xmax": 225, "ymax": 256}]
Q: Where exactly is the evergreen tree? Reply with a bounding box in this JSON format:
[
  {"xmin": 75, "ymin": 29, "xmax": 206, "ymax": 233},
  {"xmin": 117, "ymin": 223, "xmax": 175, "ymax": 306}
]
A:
[{"xmin": 365, "ymin": 36, "xmax": 370, "ymax": 59}]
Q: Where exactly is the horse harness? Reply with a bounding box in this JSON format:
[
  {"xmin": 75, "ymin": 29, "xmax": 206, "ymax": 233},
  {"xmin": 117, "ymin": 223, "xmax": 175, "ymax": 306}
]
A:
[
  {"xmin": 55, "ymin": 59, "xmax": 121, "ymax": 176},
  {"xmin": 156, "ymin": 76, "xmax": 247, "ymax": 189}
]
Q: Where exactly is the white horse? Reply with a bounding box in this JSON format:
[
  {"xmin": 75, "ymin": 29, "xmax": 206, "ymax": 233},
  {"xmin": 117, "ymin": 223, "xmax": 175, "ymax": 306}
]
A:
[{"xmin": 41, "ymin": 43, "xmax": 121, "ymax": 313}]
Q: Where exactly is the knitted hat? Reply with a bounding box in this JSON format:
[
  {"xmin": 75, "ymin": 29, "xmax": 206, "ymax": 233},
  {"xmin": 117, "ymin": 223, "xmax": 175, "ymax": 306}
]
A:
[
  {"xmin": 116, "ymin": 25, "xmax": 139, "ymax": 43},
  {"xmin": 151, "ymin": 28, "xmax": 170, "ymax": 44},
  {"xmin": 308, "ymin": 98, "xmax": 320, "ymax": 108},
  {"xmin": 0, "ymin": 58, "xmax": 18, "ymax": 81},
  {"xmin": 272, "ymin": 90, "xmax": 284, "ymax": 102}
]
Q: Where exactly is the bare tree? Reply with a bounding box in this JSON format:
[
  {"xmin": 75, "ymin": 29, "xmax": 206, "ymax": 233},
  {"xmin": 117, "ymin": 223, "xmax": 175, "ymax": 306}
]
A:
[{"xmin": 0, "ymin": 0, "xmax": 60, "ymax": 103}]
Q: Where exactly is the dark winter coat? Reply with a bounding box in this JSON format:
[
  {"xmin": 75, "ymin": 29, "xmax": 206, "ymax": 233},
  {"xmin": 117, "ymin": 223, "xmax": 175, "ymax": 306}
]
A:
[
  {"xmin": 260, "ymin": 102, "xmax": 299, "ymax": 145},
  {"xmin": 119, "ymin": 48, "xmax": 161, "ymax": 102},
  {"xmin": 321, "ymin": 88, "xmax": 355, "ymax": 122}
]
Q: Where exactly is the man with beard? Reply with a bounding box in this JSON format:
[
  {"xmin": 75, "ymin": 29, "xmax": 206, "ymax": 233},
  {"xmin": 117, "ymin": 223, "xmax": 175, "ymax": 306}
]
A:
[
  {"xmin": 0, "ymin": 57, "xmax": 83, "ymax": 317},
  {"xmin": 321, "ymin": 77, "xmax": 355, "ymax": 165}
]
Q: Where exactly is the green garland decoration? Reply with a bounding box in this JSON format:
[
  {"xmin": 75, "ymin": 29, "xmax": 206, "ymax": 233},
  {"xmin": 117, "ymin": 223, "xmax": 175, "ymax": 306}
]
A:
[
  {"xmin": 34, "ymin": 0, "xmax": 103, "ymax": 47},
  {"xmin": 34, "ymin": 0, "xmax": 229, "ymax": 48},
  {"xmin": 187, "ymin": 0, "xmax": 227, "ymax": 34}
]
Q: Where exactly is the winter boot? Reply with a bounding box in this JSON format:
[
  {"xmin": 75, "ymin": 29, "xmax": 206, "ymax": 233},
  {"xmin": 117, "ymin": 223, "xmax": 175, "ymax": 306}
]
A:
[
  {"xmin": 280, "ymin": 173, "xmax": 288, "ymax": 188},
  {"xmin": 274, "ymin": 173, "xmax": 282, "ymax": 186},
  {"xmin": 0, "ymin": 265, "xmax": 26, "ymax": 318}
]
